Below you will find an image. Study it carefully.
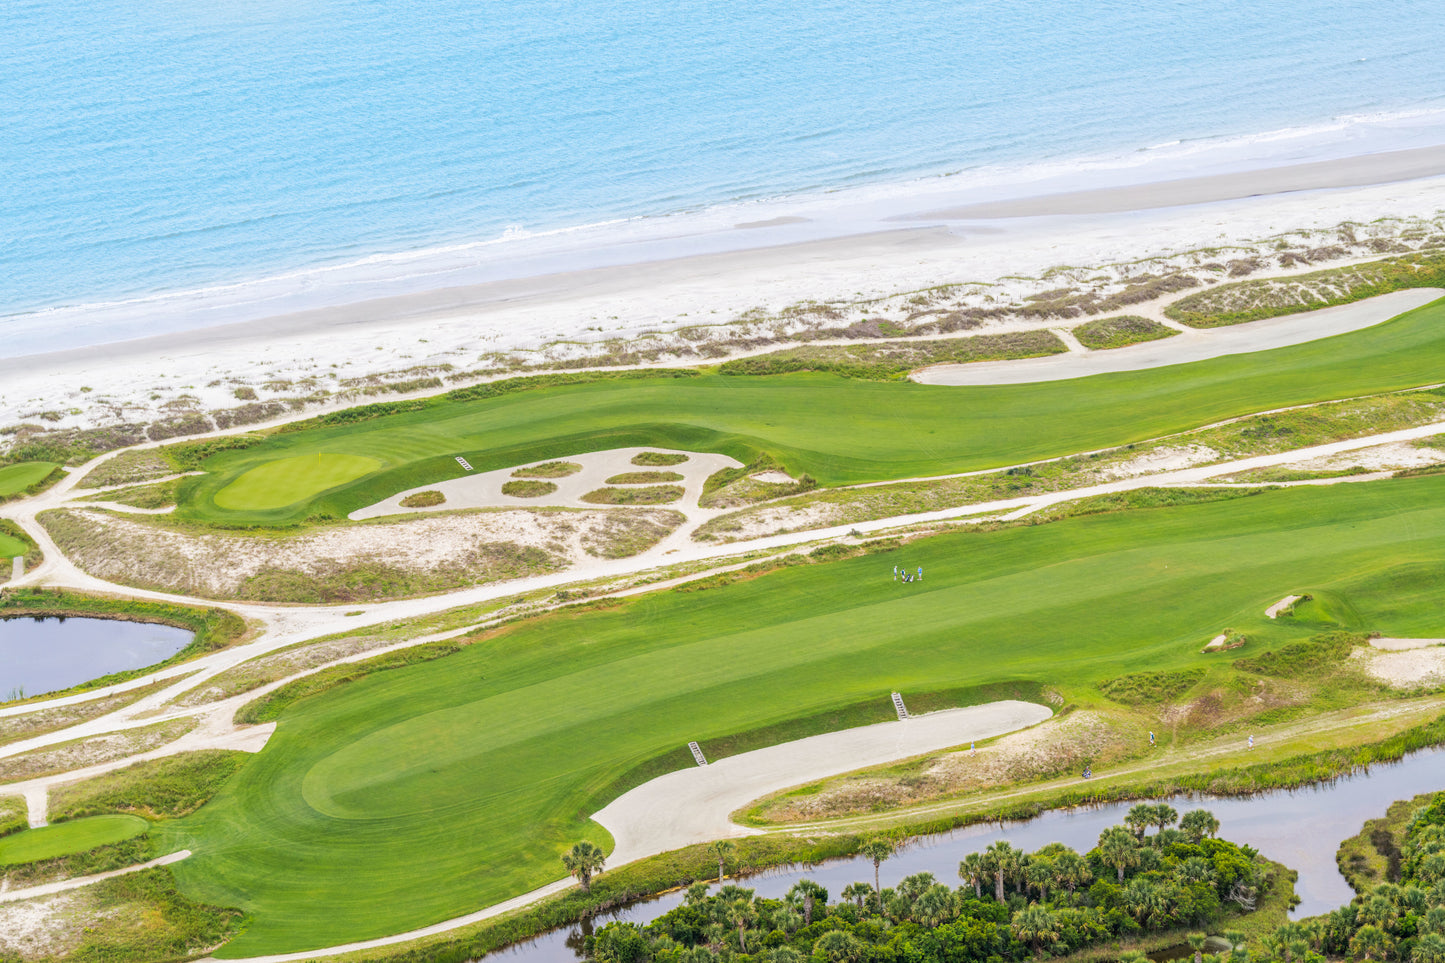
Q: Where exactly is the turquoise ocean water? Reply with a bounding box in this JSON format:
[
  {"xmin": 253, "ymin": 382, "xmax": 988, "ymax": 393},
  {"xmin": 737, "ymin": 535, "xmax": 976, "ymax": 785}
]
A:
[{"xmin": 4, "ymin": 0, "xmax": 1445, "ymax": 352}]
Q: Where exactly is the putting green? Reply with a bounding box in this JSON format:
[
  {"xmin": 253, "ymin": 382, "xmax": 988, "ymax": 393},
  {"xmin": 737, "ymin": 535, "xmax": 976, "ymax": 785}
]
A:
[
  {"xmin": 213, "ymin": 454, "xmax": 381, "ymax": 511},
  {"xmin": 0, "ymin": 814, "xmax": 148, "ymax": 865},
  {"xmin": 0, "ymin": 532, "xmax": 27, "ymax": 558},
  {"xmin": 0, "ymin": 461, "xmax": 57, "ymax": 498},
  {"xmin": 176, "ymin": 297, "xmax": 1445, "ymax": 524},
  {"xmin": 161, "ymin": 474, "xmax": 1445, "ymax": 954}
]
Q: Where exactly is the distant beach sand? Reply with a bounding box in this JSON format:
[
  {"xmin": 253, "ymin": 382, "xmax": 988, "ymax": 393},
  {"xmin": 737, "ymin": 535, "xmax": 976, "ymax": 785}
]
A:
[{"xmin": 3, "ymin": 146, "xmax": 1445, "ymax": 432}]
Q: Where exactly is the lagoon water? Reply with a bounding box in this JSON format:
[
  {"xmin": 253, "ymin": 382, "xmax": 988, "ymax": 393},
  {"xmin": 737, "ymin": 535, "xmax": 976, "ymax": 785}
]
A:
[
  {"xmin": 497, "ymin": 748, "xmax": 1445, "ymax": 961},
  {"xmin": 5, "ymin": 0, "xmax": 1445, "ymax": 350},
  {"xmin": 0, "ymin": 617, "xmax": 192, "ymax": 698}
]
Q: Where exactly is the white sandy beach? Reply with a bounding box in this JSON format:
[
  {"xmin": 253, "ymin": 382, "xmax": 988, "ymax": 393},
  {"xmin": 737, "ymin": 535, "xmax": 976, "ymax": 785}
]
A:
[{"xmin": 3, "ymin": 149, "xmax": 1445, "ymax": 434}]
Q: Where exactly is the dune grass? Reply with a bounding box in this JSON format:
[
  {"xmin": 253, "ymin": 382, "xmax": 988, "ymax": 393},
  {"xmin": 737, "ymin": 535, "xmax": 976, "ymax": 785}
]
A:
[
  {"xmin": 168, "ymin": 298, "xmax": 1445, "ymax": 526},
  {"xmin": 158, "ymin": 472, "xmax": 1445, "ymax": 955},
  {"xmin": 0, "ymin": 814, "xmax": 148, "ymax": 865},
  {"xmin": 1072, "ymin": 315, "xmax": 1179, "ymax": 350}
]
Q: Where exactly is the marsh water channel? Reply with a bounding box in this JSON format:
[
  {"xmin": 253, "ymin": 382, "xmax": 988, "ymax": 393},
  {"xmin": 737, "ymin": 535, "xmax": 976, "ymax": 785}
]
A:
[
  {"xmin": 494, "ymin": 747, "xmax": 1445, "ymax": 961},
  {"xmin": 0, "ymin": 616, "xmax": 191, "ymax": 698}
]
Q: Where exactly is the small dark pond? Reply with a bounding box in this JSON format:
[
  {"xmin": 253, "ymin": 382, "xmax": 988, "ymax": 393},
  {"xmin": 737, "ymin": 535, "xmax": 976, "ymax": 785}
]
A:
[
  {"xmin": 494, "ymin": 747, "xmax": 1445, "ymax": 962},
  {"xmin": 0, "ymin": 616, "xmax": 192, "ymax": 699}
]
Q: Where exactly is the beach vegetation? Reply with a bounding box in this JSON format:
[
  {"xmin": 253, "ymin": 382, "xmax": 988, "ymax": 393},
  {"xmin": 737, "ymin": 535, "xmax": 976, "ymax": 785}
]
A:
[
  {"xmin": 1165, "ymin": 251, "xmax": 1445, "ymax": 327},
  {"xmin": 1072, "ymin": 315, "xmax": 1179, "ymax": 350},
  {"xmin": 717, "ymin": 330, "xmax": 1067, "ymax": 380},
  {"xmin": 49, "ymin": 751, "xmax": 251, "ymax": 824}
]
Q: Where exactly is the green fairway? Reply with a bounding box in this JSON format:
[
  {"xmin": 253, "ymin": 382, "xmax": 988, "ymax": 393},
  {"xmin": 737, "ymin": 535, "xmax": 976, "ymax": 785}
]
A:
[
  {"xmin": 0, "ymin": 814, "xmax": 148, "ymax": 865},
  {"xmin": 160, "ymin": 474, "xmax": 1445, "ymax": 954},
  {"xmin": 0, "ymin": 532, "xmax": 27, "ymax": 558},
  {"xmin": 174, "ymin": 298, "xmax": 1445, "ymax": 524},
  {"xmin": 212, "ymin": 453, "xmax": 381, "ymax": 511},
  {"xmin": 0, "ymin": 461, "xmax": 57, "ymax": 498}
]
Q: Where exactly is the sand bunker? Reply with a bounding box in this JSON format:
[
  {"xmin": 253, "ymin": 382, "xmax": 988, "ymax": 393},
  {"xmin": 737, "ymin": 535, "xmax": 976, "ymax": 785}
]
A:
[
  {"xmin": 1355, "ymin": 647, "xmax": 1445, "ymax": 689},
  {"xmin": 593, "ymin": 700, "xmax": 1051, "ymax": 864},
  {"xmin": 1266, "ymin": 595, "xmax": 1302, "ymax": 619}
]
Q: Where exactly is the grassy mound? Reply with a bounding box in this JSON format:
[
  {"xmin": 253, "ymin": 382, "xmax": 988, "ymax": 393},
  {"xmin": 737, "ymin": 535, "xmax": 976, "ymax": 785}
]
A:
[
  {"xmin": 162, "ymin": 473, "xmax": 1445, "ymax": 955},
  {"xmin": 631, "ymin": 451, "xmax": 687, "ymax": 466},
  {"xmin": 581, "ymin": 485, "xmax": 684, "ymax": 505},
  {"xmin": 398, "ymin": 490, "xmax": 445, "ymax": 508},
  {"xmin": 603, "ymin": 471, "xmax": 683, "ymax": 484},
  {"xmin": 500, "ymin": 479, "xmax": 557, "ymax": 498},
  {"xmin": 511, "ymin": 461, "xmax": 582, "ymax": 478},
  {"xmin": 1072, "ymin": 314, "xmax": 1179, "ymax": 349}
]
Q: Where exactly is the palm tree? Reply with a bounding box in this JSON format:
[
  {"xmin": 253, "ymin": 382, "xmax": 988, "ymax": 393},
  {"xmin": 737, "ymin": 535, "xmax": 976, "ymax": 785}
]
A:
[
  {"xmin": 562, "ymin": 840, "xmax": 606, "ymax": 892},
  {"xmin": 1424, "ymin": 906, "xmax": 1445, "ymax": 936},
  {"xmin": 1151, "ymin": 804, "xmax": 1180, "ymax": 837},
  {"xmin": 1352, "ymin": 925, "xmax": 1391, "ymax": 962},
  {"xmin": 1181, "ymin": 809, "xmax": 1221, "ymax": 843},
  {"xmin": 1026, "ymin": 859, "xmax": 1053, "ymax": 903},
  {"xmin": 1052, "ymin": 851, "xmax": 1090, "ymax": 899},
  {"xmin": 984, "ymin": 841, "xmax": 1019, "ymax": 902},
  {"xmin": 1013, "ymin": 903, "xmax": 1059, "ymax": 958},
  {"xmin": 841, "ymin": 881, "xmax": 872, "ymax": 910},
  {"xmin": 914, "ymin": 884, "xmax": 958, "ymax": 927},
  {"xmin": 1121, "ymin": 877, "xmax": 1161, "ymax": 925},
  {"xmin": 726, "ymin": 897, "xmax": 754, "ymax": 953},
  {"xmin": 960, "ymin": 851, "xmax": 986, "ymax": 899},
  {"xmin": 709, "ymin": 839, "xmax": 735, "ymax": 883},
  {"xmin": 1187, "ymin": 932, "xmax": 1209, "ymax": 963},
  {"xmin": 1100, "ymin": 830, "xmax": 1141, "ymax": 883},
  {"xmin": 1359, "ymin": 895, "xmax": 1398, "ymax": 929},
  {"xmin": 1125, "ymin": 804, "xmax": 1155, "ymax": 841},
  {"xmin": 1413, "ymin": 933, "xmax": 1445, "ymax": 963},
  {"xmin": 860, "ymin": 837, "xmax": 895, "ymax": 904},
  {"xmin": 813, "ymin": 930, "xmax": 867, "ymax": 963},
  {"xmin": 787, "ymin": 879, "xmax": 828, "ymax": 926},
  {"xmin": 1178, "ymin": 857, "xmax": 1216, "ymax": 885}
]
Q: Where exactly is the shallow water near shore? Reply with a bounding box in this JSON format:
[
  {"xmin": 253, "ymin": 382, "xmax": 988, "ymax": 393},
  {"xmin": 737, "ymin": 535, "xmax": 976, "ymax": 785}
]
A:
[
  {"xmin": 0, "ymin": 616, "xmax": 192, "ymax": 698},
  {"xmin": 6, "ymin": 0, "xmax": 1445, "ymax": 347},
  {"xmin": 494, "ymin": 747, "xmax": 1445, "ymax": 961}
]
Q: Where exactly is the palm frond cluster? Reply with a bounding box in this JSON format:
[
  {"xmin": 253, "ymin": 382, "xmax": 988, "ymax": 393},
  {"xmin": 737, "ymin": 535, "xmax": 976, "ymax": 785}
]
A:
[{"xmin": 583, "ymin": 805, "xmax": 1266, "ymax": 962}]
